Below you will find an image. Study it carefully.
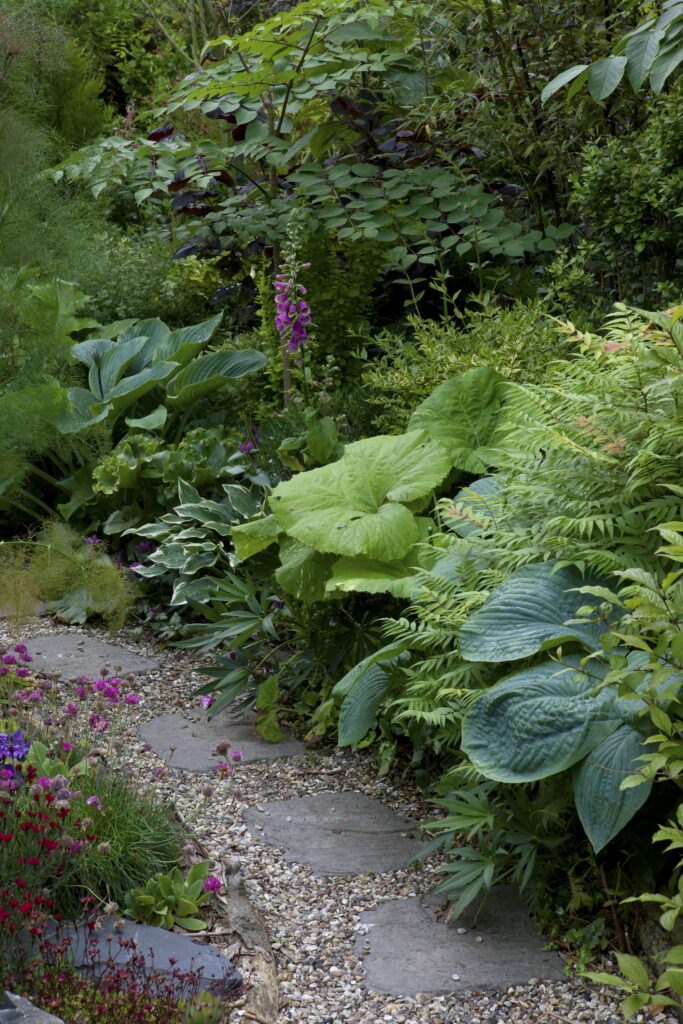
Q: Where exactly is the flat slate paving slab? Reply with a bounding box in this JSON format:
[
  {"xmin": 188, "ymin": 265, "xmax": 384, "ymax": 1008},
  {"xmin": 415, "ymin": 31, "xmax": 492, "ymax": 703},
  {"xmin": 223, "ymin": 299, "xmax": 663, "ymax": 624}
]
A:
[
  {"xmin": 355, "ymin": 889, "xmax": 563, "ymax": 995},
  {"xmin": 138, "ymin": 711, "xmax": 304, "ymax": 769},
  {"xmin": 244, "ymin": 791, "xmax": 422, "ymax": 875},
  {"xmin": 43, "ymin": 917, "xmax": 241, "ymax": 995},
  {"xmin": 24, "ymin": 633, "xmax": 158, "ymax": 678}
]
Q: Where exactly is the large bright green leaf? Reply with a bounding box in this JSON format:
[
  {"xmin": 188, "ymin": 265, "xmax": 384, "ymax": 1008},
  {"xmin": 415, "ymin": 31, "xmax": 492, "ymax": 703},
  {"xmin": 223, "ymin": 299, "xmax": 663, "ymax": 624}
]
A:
[
  {"xmin": 459, "ymin": 564, "xmax": 606, "ymax": 663},
  {"xmin": 269, "ymin": 431, "xmax": 451, "ymax": 561},
  {"xmin": 166, "ymin": 349, "xmax": 267, "ymax": 407},
  {"xmin": 572, "ymin": 725, "xmax": 652, "ymax": 852},
  {"xmin": 461, "ymin": 658, "xmax": 621, "ymax": 782},
  {"xmin": 408, "ymin": 368, "xmax": 513, "ymax": 474},
  {"xmin": 231, "ymin": 515, "xmax": 281, "ymax": 561},
  {"xmin": 326, "ymin": 519, "xmax": 431, "ymax": 597}
]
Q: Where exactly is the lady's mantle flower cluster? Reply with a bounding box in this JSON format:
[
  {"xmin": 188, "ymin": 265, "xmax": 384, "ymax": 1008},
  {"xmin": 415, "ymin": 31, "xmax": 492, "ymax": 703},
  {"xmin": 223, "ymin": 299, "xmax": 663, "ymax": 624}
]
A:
[{"xmin": 274, "ymin": 259, "xmax": 312, "ymax": 353}]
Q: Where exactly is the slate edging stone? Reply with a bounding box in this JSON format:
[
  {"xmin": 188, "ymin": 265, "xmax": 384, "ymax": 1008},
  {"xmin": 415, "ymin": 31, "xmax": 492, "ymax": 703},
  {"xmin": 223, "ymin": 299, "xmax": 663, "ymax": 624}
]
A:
[
  {"xmin": 41, "ymin": 917, "xmax": 242, "ymax": 996},
  {"xmin": 0, "ymin": 993, "xmax": 63, "ymax": 1024}
]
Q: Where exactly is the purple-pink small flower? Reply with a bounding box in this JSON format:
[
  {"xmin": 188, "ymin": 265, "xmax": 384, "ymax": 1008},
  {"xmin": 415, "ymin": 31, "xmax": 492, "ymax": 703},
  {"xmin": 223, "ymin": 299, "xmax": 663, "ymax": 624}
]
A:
[
  {"xmin": 86, "ymin": 795, "xmax": 103, "ymax": 811},
  {"xmin": 84, "ymin": 534, "xmax": 101, "ymax": 546},
  {"xmin": 75, "ymin": 685, "xmax": 88, "ymax": 700},
  {"xmin": 89, "ymin": 714, "xmax": 109, "ymax": 734},
  {"xmin": 63, "ymin": 703, "xmax": 78, "ymax": 719},
  {"xmin": 200, "ymin": 695, "xmax": 215, "ymax": 709},
  {"xmin": 15, "ymin": 667, "xmax": 30, "ymax": 678},
  {"xmin": 216, "ymin": 762, "xmax": 234, "ymax": 779},
  {"xmin": 124, "ymin": 693, "xmax": 140, "ymax": 705},
  {"xmin": 203, "ymin": 875, "xmax": 222, "ymax": 894},
  {"xmin": 230, "ymin": 750, "xmax": 243, "ymax": 763},
  {"xmin": 62, "ymin": 742, "xmax": 74, "ymax": 752},
  {"xmin": 2, "ymin": 655, "xmax": 17, "ymax": 666}
]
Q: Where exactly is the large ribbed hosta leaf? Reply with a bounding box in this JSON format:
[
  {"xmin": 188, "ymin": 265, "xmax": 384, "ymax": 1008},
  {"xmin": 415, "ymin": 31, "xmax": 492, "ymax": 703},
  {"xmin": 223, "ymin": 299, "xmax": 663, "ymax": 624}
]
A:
[
  {"xmin": 572, "ymin": 726, "xmax": 652, "ymax": 852},
  {"xmin": 269, "ymin": 430, "xmax": 451, "ymax": 561},
  {"xmin": 461, "ymin": 657, "xmax": 620, "ymax": 782},
  {"xmin": 459, "ymin": 563, "xmax": 606, "ymax": 663},
  {"xmin": 408, "ymin": 367, "xmax": 514, "ymax": 473},
  {"xmin": 166, "ymin": 349, "xmax": 267, "ymax": 406}
]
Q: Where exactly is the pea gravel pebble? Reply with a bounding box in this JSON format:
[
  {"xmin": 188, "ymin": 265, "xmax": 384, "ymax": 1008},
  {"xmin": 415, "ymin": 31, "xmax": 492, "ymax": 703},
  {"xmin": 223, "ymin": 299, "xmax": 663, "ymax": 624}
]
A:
[{"xmin": 2, "ymin": 618, "xmax": 678, "ymax": 1024}]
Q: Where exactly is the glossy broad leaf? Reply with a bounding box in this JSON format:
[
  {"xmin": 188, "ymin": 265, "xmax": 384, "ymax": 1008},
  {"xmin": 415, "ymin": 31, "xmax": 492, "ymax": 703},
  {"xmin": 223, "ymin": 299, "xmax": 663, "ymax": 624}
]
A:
[
  {"xmin": 572, "ymin": 725, "xmax": 652, "ymax": 852},
  {"xmin": 408, "ymin": 368, "xmax": 513, "ymax": 474},
  {"xmin": 166, "ymin": 349, "xmax": 267, "ymax": 407},
  {"xmin": 269, "ymin": 431, "xmax": 451, "ymax": 561},
  {"xmin": 540, "ymin": 64, "xmax": 590, "ymax": 103},
  {"xmin": 461, "ymin": 658, "xmax": 621, "ymax": 782},
  {"xmin": 459, "ymin": 564, "xmax": 606, "ymax": 663},
  {"xmin": 231, "ymin": 515, "xmax": 281, "ymax": 561},
  {"xmin": 587, "ymin": 55, "xmax": 627, "ymax": 100}
]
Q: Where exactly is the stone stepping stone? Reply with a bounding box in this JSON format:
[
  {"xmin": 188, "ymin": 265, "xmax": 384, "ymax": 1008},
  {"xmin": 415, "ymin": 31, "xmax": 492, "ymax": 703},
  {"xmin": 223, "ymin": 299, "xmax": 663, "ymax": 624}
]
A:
[
  {"xmin": 355, "ymin": 889, "xmax": 563, "ymax": 995},
  {"xmin": 24, "ymin": 633, "xmax": 158, "ymax": 679},
  {"xmin": 138, "ymin": 711, "xmax": 304, "ymax": 769},
  {"xmin": 244, "ymin": 791, "xmax": 422, "ymax": 875},
  {"xmin": 44, "ymin": 917, "xmax": 241, "ymax": 995}
]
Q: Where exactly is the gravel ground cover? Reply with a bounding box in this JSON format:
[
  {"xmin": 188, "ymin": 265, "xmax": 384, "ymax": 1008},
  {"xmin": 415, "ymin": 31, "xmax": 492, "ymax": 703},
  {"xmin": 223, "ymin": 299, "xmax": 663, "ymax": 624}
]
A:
[{"xmin": 1, "ymin": 617, "xmax": 677, "ymax": 1024}]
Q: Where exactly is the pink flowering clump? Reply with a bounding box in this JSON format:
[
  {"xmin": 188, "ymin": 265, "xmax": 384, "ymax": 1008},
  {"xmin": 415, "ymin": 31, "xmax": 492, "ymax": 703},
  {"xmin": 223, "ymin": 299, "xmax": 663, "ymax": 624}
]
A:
[{"xmin": 203, "ymin": 875, "xmax": 222, "ymax": 894}]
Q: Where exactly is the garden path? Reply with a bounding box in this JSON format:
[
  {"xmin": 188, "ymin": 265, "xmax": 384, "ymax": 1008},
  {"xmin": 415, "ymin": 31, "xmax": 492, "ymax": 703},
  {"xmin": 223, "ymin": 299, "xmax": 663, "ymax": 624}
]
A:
[{"xmin": 3, "ymin": 623, "xmax": 660, "ymax": 1024}]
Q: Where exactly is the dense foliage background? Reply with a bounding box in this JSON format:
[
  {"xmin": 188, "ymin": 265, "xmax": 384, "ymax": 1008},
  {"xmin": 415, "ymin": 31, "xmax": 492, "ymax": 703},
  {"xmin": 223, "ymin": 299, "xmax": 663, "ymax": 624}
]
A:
[{"xmin": 4, "ymin": 0, "xmax": 683, "ymax": 1014}]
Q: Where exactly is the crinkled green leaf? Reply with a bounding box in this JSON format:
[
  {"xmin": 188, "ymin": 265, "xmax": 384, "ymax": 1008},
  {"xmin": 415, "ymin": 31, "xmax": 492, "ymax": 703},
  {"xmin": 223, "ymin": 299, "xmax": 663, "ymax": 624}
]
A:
[
  {"xmin": 462, "ymin": 657, "xmax": 621, "ymax": 782},
  {"xmin": 408, "ymin": 368, "xmax": 513, "ymax": 473},
  {"xmin": 459, "ymin": 564, "xmax": 607, "ymax": 663},
  {"xmin": 572, "ymin": 726, "xmax": 652, "ymax": 852},
  {"xmin": 270, "ymin": 430, "xmax": 450, "ymax": 561}
]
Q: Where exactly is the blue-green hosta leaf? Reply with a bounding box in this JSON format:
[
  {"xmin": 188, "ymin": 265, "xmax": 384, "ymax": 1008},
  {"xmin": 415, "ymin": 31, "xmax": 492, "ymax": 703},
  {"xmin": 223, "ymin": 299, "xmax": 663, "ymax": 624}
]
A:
[
  {"xmin": 461, "ymin": 658, "xmax": 621, "ymax": 782},
  {"xmin": 572, "ymin": 725, "xmax": 652, "ymax": 852},
  {"xmin": 231, "ymin": 515, "xmax": 281, "ymax": 561},
  {"xmin": 448, "ymin": 476, "xmax": 503, "ymax": 537},
  {"xmin": 166, "ymin": 349, "xmax": 268, "ymax": 407},
  {"xmin": 91, "ymin": 362, "xmax": 178, "ymax": 422},
  {"xmin": 275, "ymin": 539, "xmax": 335, "ymax": 603},
  {"xmin": 57, "ymin": 388, "xmax": 110, "ymax": 433},
  {"xmin": 334, "ymin": 642, "xmax": 410, "ymax": 747},
  {"xmin": 71, "ymin": 337, "xmax": 116, "ymax": 369},
  {"xmin": 459, "ymin": 564, "xmax": 607, "ymax": 663},
  {"xmin": 270, "ymin": 430, "xmax": 451, "ymax": 561},
  {"xmin": 154, "ymin": 313, "xmax": 223, "ymax": 366},
  {"xmin": 408, "ymin": 368, "xmax": 514, "ymax": 473},
  {"xmin": 120, "ymin": 318, "xmax": 172, "ymax": 372},
  {"xmin": 90, "ymin": 335, "xmax": 149, "ymax": 398}
]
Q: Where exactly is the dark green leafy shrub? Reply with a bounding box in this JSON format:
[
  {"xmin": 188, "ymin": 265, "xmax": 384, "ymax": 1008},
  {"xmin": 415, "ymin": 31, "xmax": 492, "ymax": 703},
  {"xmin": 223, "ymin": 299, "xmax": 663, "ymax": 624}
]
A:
[{"xmin": 362, "ymin": 301, "xmax": 566, "ymax": 432}]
